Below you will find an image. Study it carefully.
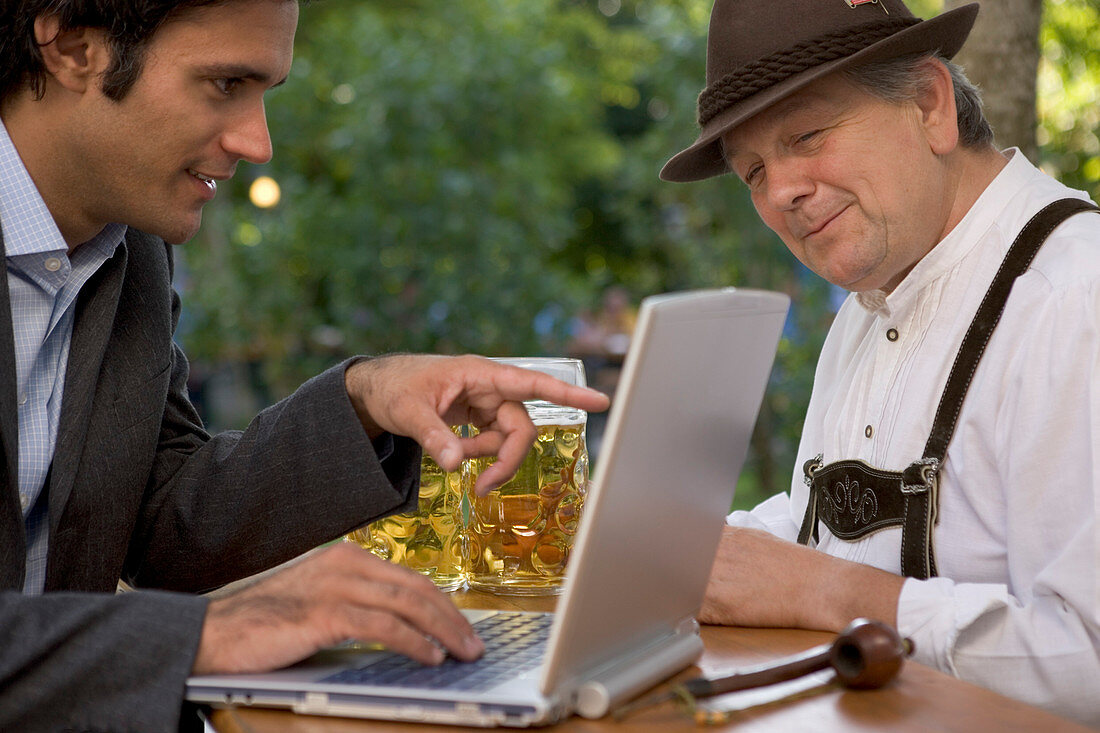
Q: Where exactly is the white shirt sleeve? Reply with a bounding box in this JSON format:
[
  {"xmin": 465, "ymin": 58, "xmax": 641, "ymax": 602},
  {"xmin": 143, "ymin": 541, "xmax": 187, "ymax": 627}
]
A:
[
  {"xmin": 897, "ymin": 265, "xmax": 1100, "ymax": 727},
  {"xmin": 725, "ymin": 492, "xmax": 801, "ymax": 542}
]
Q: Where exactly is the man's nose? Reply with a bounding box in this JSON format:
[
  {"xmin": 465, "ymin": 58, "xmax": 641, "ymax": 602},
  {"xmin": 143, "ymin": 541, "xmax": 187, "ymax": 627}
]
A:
[
  {"xmin": 222, "ymin": 102, "xmax": 274, "ymax": 165},
  {"xmin": 765, "ymin": 157, "xmax": 814, "ymax": 212}
]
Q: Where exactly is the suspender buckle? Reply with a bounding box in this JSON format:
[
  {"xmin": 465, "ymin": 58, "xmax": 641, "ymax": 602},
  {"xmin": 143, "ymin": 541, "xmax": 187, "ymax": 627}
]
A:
[
  {"xmin": 900, "ymin": 458, "xmax": 939, "ymax": 495},
  {"xmin": 803, "ymin": 454, "xmax": 824, "ymax": 486}
]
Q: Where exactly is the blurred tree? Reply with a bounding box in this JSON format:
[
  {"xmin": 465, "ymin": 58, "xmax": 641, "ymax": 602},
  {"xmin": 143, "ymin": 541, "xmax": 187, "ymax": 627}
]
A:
[
  {"xmin": 184, "ymin": 0, "xmax": 641, "ymax": 386},
  {"xmin": 926, "ymin": 0, "xmax": 1099, "ymax": 200},
  {"xmin": 1037, "ymin": 0, "xmax": 1100, "ymax": 202},
  {"xmin": 177, "ymin": 0, "xmax": 1096, "ymax": 511},
  {"xmin": 947, "ymin": 0, "xmax": 1044, "ymax": 159}
]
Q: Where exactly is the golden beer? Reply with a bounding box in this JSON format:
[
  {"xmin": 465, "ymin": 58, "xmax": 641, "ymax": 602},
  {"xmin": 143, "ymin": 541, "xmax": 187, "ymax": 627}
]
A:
[
  {"xmin": 466, "ymin": 420, "xmax": 588, "ymax": 595},
  {"xmin": 345, "ymin": 452, "xmax": 467, "ymax": 591}
]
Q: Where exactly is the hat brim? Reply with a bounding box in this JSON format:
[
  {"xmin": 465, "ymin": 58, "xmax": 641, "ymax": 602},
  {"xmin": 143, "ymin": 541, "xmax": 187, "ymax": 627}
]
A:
[{"xmin": 659, "ymin": 3, "xmax": 980, "ymax": 183}]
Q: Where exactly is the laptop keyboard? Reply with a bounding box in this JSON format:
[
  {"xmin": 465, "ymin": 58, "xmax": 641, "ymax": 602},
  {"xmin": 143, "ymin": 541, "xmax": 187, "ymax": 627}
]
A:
[{"xmin": 321, "ymin": 612, "xmax": 552, "ymax": 692}]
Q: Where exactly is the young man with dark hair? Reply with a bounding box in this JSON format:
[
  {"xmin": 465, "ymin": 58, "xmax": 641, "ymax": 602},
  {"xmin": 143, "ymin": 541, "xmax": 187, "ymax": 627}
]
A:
[
  {"xmin": 663, "ymin": 0, "xmax": 1099, "ymax": 725},
  {"xmin": 0, "ymin": 1, "xmax": 608, "ymax": 729}
]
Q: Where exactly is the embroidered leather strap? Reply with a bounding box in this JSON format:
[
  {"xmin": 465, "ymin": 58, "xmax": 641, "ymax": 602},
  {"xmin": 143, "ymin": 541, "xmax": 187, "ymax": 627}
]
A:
[{"xmin": 797, "ymin": 198, "xmax": 1099, "ymax": 579}]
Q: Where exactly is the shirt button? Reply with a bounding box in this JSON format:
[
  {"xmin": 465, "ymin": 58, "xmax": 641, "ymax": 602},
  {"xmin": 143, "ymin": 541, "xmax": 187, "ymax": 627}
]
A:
[
  {"xmin": 20, "ymin": 494, "xmax": 30, "ymax": 511},
  {"xmin": 18, "ymin": 392, "xmax": 27, "ymax": 406},
  {"xmin": 44, "ymin": 256, "xmax": 62, "ymax": 272},
  {"xmin": 886, "ymin": 328, "xmax": 899, "ymax": 342},
  {"xmin": 865, "ymin": 425, "xmax": 874, "ymax": 438}
]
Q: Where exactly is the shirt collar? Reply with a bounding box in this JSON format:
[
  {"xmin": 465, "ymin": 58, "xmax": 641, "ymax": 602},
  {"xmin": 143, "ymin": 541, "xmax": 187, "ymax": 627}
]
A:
[
  {"xmin": 0, "ymin": 118, "xmax": 125, "ymax": 260},
  {"xmin": 855, "ymin": 148, "xmax": 1034, "ymax": 318}
]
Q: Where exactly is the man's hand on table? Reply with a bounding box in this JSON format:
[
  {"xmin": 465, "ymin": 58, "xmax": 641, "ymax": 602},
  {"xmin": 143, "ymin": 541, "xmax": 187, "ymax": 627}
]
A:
[
  {"xmin": 700, "ymin": 526, "xmax": 906, "ymax": 633},
  {"xmin": 344, "ymin": 354, "xmax": 610, "ymax": 494},
  {"xmin": 192, "ymin": 543, "xmax": 484, "ymax": 675}
]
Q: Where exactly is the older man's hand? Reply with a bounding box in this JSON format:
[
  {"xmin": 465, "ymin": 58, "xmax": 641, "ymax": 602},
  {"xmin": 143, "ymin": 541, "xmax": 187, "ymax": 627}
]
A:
[{"xmin": 700, "ymin": 526, "xmax": 905, "ymax": 633}]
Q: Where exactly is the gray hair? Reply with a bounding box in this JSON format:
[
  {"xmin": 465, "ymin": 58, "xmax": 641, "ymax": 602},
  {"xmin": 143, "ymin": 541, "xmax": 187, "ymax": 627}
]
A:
[{"xmin": 844, "ymin": 53, "xmax": 995, "ymax": 149}]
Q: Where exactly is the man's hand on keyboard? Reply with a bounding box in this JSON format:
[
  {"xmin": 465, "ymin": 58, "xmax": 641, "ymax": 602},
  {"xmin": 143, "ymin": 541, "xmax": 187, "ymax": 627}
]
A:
[
  {"xmin": 191, "ymin": 543, "xmax": 485, "ymax": 675},
  {"xmin": 321, "ymin": 612, "xmax": 552, "ymax": 690}
]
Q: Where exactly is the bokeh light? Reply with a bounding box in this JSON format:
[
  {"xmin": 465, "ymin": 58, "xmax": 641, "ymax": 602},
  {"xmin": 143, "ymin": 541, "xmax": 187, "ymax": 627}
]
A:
[{"xmin": 249, "ymin": 176, "xmax": 281, "ymax": 208}]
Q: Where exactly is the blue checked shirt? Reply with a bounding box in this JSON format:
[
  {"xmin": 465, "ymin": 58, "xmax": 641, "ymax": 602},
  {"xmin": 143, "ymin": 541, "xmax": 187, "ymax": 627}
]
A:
[{"xmin": 1, "ymin": 121, "xmax": 124, "ymax": 594}]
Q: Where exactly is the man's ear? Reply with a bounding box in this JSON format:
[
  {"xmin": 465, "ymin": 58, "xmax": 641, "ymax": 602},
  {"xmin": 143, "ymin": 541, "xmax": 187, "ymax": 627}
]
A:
[
  {"xmin": 914, "ymin": 58, "xmax": 960, "ymax": 156},
  {"xmin": 34, "ymin": 15, "xmax": 112, "ymax": 95}
]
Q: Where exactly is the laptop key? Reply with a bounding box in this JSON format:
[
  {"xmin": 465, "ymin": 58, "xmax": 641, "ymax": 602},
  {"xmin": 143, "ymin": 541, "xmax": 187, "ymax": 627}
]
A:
[{"xmin": 321, "ymin": 612, "xmax": 551, "ymax": 692}]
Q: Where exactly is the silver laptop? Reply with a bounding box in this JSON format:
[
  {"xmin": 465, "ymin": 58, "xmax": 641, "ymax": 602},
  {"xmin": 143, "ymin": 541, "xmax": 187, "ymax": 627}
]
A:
[{"xmin": 187, "ymin": 287, "xmax": 790, "ymax": 727}]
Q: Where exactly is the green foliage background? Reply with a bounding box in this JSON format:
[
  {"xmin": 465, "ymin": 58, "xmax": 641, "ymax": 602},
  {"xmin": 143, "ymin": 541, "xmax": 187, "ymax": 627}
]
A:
[
  {"xmin": 1037, "ymin": 0, "xmax": 1100, "ymax": 200},
  {"xmin": 178, "ymin": 0, "xmax": 1098, "ymax": 512}
]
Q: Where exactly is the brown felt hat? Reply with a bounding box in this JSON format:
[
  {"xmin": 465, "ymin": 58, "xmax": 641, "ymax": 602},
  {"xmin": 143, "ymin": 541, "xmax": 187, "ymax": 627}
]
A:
[{"xmin": 660, "ymin": 0, "xmax": 980, "ymax": 182}]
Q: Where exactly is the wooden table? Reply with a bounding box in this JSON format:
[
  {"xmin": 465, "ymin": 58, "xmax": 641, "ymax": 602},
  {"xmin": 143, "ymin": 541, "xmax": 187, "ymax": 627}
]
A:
[{"xmin": 209, "ymin": 589, "xmax": 1092, "ymax": 733}]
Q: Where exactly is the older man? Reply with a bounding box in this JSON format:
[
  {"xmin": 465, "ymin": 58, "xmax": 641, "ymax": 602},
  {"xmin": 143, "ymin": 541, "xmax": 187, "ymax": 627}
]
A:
[{"xmin": 662, "ymin": 0, "xmax": 1099, "ymax": 725}]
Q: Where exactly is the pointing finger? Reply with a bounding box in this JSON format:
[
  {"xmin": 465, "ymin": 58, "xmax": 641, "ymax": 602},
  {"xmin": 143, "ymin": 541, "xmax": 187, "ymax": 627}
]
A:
[{"xmin": 472, "ymin": 401, "xmax": 536, "ymax": 495}]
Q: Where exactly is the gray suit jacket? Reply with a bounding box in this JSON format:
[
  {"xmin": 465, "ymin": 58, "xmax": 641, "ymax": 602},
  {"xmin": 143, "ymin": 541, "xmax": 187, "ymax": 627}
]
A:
[{"xmin": 0, "ymin": 226, "xmax": 420, "ymax": 731}]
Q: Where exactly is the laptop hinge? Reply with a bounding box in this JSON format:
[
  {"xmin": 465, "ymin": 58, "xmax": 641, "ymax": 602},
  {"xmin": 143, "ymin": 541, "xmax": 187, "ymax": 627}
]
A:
[{"xmin": 574, "ymin": 622, "xmax": 703, "ymax": 719}]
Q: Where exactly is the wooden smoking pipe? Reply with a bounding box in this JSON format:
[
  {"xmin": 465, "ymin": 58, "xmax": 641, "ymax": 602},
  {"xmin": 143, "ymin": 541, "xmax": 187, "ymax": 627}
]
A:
[{"xmin": 614, "ymin": 618, "xmax": 913, "ymax": 718}]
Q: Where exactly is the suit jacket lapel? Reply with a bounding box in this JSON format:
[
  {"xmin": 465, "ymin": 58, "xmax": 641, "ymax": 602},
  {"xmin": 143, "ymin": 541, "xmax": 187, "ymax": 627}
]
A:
[
  {"xmin": 0, "ymin": 228, "xmax": 26, "ymax": 586},
  {"xmin": 47, "ymin": 238, "xmax": 128, "ymax": 537}
]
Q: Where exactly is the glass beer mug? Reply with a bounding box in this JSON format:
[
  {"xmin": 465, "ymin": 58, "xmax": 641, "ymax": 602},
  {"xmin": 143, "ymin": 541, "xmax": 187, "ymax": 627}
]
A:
[
  {"xmin": 345, "ymin": 429, "xmax": 467, "ymax": 591},
  {"xmin": 465, "ymin": 357, "xmax": 590, "ymax": 595}
]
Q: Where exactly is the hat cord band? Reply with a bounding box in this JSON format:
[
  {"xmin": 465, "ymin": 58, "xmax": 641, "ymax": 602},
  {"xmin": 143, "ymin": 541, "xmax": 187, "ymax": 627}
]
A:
[{"xmin": 697, "ymin": 16, "xmax": 920, "ymax": 127}]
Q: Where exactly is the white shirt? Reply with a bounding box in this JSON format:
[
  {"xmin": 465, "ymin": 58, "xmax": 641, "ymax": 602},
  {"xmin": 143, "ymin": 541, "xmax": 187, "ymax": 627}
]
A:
[
  {"xmin": 0, "ymin": 120, "xmax": 123, "ymax": 593},
  {"xmin": 730, "ymin": 150, "xmax": 1100, "ymax": 725}
]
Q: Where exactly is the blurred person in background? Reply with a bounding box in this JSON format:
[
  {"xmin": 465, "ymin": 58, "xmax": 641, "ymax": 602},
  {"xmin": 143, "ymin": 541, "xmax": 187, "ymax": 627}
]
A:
[{"xmin": 567, "ymin": 285, "xmax": 637, "ymax": 456}]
